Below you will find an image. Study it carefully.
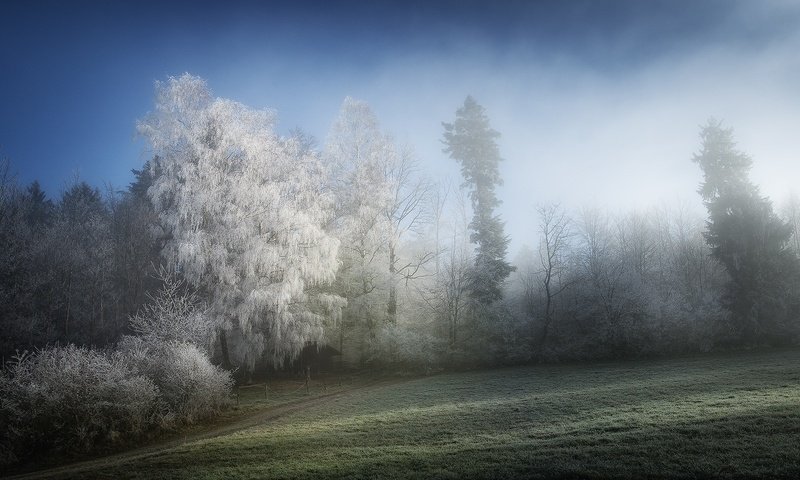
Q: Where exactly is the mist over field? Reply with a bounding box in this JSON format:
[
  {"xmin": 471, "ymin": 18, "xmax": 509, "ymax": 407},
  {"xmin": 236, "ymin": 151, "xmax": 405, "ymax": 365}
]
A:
[{"xmin": 2, "ymin": 1, "xmax": 800, "ymax": 478}]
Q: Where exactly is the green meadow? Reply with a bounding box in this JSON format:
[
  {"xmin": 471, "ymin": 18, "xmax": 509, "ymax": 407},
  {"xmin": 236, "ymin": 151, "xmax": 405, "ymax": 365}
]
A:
[{"xmin": 14, "ymin": 349, "xmax": 800, "ymax": 479}]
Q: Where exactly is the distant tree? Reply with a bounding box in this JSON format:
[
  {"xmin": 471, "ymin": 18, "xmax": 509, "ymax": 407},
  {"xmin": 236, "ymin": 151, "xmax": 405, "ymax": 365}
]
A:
[
  {"xmin": 575, "ymin": 207, "xmax": 628, "ymax": 350},
  {"xmin": 324, "ymin": 97, "xmax": 393, "ymax": 362},
  {"xmin": 0, "ymin": 162, "xmax": 65, "ymax": 358},
  {"xmin": 324, "ymin": 97, "xmax": 433, "ymax": 368},
  {"xmin": 780, "ymin": 192, "xmax": 800, "ymax": 256},
  {"xmin": 22, "ymin": 181, "xmax": 54, "ymax": 228},
  {"xmin": 129, "ymin": 159, "xmax": 161, "ymax": 200},
  {"xmin": 648, "ymin": 204, "xmax": 723, "ymax": 351},
  {"xmin": 109, "ymin": 159, "xmax": 167, "ymax": 321},
  {"xmin": 138, "ymin": 74, "xmax": 343, "ymax": 369},
  {"xmin": 381, "ymin": 148, "xmax": 433, "ymax": 325},
  {"xmin": 425, "ymin": 186, "xmax": 472, "ymax": 348},
  {"xmin": 616, "ymin": 211, "xmax": 655, "ymax": 280},
  {"xmin": 442, "ymin": 96, "xmax": 514, "ymax": 305},
  {"xmin": 51, "ymin": 181, "xmax": 117, "ymax": 345},
  {"xmin": 0, "ymin": 162, "xmax": 30, "ymax": 358},
  {"xmin": 693, "ymin": 119, "xmax": 799, "ymax": 344},
  {"xmin": 536, "ymin": 204, "xmax": 573, "ymax": 345}
]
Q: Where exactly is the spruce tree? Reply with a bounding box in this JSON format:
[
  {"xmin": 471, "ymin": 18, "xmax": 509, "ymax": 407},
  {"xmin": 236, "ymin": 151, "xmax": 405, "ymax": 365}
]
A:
[
  {"xmin": 693, "ymin": 119, "xmax": 799, "ymax": 344},
  {"xmin": 443, "ymin": 96, "xmax": 514, "ymax": 304}
]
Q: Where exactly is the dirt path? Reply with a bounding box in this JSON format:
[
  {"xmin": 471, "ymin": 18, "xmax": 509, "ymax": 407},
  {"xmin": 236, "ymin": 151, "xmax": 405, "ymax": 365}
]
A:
[{"xmin": 5, "ymin": 377, "xmax": 410, "ymax": 480}]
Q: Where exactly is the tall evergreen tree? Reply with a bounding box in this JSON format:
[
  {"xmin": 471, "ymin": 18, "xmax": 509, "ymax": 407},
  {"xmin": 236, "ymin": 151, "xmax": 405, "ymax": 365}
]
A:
[
  {"xmin": 442, "ymin": 96, "xmax": 514, "ymax": 304},
  {"xmin": 23, "ymin": 181, "xmax": 54, "ymax": 228},
  {"xmin": 693, "ymin": 119, "xmax": 799, "ymax": 344}
]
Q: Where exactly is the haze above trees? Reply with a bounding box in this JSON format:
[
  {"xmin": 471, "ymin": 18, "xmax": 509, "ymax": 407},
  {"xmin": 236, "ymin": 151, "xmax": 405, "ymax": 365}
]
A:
[{"xmin": 2, "ymin": 73, "xmax": 799, "ymax": 465}]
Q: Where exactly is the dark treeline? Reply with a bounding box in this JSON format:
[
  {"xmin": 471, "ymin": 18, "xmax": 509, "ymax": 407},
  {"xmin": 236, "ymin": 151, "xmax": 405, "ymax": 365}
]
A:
[{"xmin": 0, "ymin": 163, "xmax": 163, "ymax": 361}]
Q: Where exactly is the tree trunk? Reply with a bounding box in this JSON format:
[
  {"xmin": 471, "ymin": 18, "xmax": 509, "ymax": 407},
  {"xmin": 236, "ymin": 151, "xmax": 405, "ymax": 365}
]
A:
[
  {"xmin": 540, "ymin": 295, "xmax": 552, "ymax": 346},
  {"xmin": 540, "ymin": 275, "xmax": 552, "ymax": 346},
  {"xmin": 388, "ymin": 242, "xmax": 397, "ymax": 324},
  {"xmin": 65, "ymin": 277, "xmax": 72, "ymax": 338},
  {"xmin": 339, "ymin": 317, "xmax": 345, "ymax": 370},
  {"xmin": 218, "ymin": 328, "xmax": 231, "ymax": 370},
  {"xmin": 451, "ymin": 301, "xmax": 458, "ymax": 347}
]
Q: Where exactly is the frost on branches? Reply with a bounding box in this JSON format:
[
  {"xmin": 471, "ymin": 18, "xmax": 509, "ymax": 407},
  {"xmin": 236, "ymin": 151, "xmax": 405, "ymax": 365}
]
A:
[
  {"xmin": 322, "ymin": 98, "xmax": 433, "ymax": 364},
  {"xmin": 137, "ymin": 74, "xmax": 344, "ymax": 368},
  {"xmin": 323, "ymin": 98, "xmax": 395, "ymax": 355},
  {"xmin": 325, "ymin": 98, "xmax": 394, "ymax": 300}
]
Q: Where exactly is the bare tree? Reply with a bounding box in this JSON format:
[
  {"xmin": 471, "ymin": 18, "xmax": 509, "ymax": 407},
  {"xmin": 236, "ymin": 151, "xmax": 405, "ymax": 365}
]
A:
[
  {"xmin": 383, "ymin": 147, "xmax": 434, "ymax": 324},
  {"xmin": 577, "ymin": 207, "xmax": 630, "ymax": 347},
  {"xmin": 616, "ymin": 211, "xmax": 655, "ymax": 279},
  {"xmin": 416, "ymin": 184, "xmax": 471, "ymax": 348},
  {"xmin": 536, "ymin": 204, "xmax": 572, "ymax": 345}
]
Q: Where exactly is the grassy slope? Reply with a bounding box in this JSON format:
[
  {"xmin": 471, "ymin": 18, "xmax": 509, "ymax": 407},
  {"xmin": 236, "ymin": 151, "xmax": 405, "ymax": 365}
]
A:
[{"xmin": 18, "ymin": 349, "xmax": 800, "ymax": 479}]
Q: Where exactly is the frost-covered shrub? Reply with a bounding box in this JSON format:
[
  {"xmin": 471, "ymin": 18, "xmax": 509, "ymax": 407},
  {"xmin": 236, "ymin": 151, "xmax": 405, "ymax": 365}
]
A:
[
  {"xmin": 118, "ymin": 268, "xmax": 233, "ymax": 426},
  {"xmin": 0, "ymin": 339, "xmax": 233, "ymax": 467},
  {"xmin": 119, "ymin": 336, "xmax": 233, "ymax": 425},
  {"xmin": 129, "ymin": 268, "xmax": 215, "ymax": 351},
  {"xmin": 0, "ymin": 346, "xmax": 159, "ymax": 465}
]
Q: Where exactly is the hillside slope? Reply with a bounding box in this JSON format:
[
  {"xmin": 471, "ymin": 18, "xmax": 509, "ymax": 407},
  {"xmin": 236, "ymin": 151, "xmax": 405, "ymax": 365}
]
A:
[{"xmin": 9, "ymin": 349, "xmax": 800, "ymax": 479}]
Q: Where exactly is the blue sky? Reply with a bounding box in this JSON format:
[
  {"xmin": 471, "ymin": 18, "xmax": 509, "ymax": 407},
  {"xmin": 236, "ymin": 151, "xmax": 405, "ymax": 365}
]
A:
[{"xmin": 3, "ymin": 0, "xmax": 800, "ymax": 251}]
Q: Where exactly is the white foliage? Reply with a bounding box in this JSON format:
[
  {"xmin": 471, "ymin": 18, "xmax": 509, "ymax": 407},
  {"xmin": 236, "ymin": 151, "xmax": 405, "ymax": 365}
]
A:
[
  {"xmin": 0, "ymin": 346, "xmax": 160, "ymax": 462},
  {"xmin": 138, "ymin": 74, "xmax": 342, "ymax": 367},
  {"xmin": 118, "ymin": 336, "xmax": 233, "ymax": 424},
  {"xmin": 129, "ymin": 268, "xmax": 214, "ymax": 350},
  {"xmin": 324, "ymin": 97, "xmax": 395, "ymax": 298}
]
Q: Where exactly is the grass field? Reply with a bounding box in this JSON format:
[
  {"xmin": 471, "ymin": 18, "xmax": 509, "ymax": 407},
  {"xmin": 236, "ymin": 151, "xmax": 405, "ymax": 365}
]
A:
[{"xmin": 11, "ymin": 349, "xmax": 800, "ymax": 479}]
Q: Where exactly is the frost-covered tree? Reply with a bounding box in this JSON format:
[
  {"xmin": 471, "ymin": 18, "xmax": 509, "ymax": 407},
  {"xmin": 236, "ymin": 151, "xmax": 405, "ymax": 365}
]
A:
[
  {"xmin": 138, "ymin": 74, "xmax": 343, "ymax": 369},
  {"xmin": 326, "ymin": 98, "xmax": 392, "ymax": 296},
  {"xmin": 442, "ymin": 96, "xmax": 514, "ymax": 305},
  {"xmin": 536, "ymin": 204, "xmax": 573, "ymax": 345},
  {"xmin": 324, "ymin": 97, "xmax": 394, "ymax": 363},
  {"xmin": 574, "ymin": 207, "xmax": 636, "ymax": 352},
  {"xmin": 129, "ymin": 268, "xmax": 213, "ymax": 349},
  {"xmin": 324, "ymin": 97, "xmax": 434, "ymax": 365},
  {"xmin": 418, "ymin": 184, "xmax": 472, "ymax": 349},
  {"xmin": 0, "ymin": 163, "xmax": 50, "ymax": 358},
  {"xmin": 51, "ymin": 181, "xmax": 117, "ymax": 345}
]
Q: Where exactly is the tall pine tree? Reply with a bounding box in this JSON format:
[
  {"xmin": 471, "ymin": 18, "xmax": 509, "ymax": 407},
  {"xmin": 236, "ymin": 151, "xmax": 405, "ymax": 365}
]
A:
[
  {"xmin": 443, "ymin": 96, "xmax": 514, "ymax": 305},
  {"xmin": 693, "ymin": 119, "xmax": 799, "ymax": 344}
]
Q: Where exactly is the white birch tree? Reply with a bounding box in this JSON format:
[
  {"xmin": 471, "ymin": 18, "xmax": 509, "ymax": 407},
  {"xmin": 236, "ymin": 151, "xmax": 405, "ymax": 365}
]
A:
[
  {"xmin": 324, "ymin": 97, "xmax": 394, "ymax": 362},
  {"xmin": 138, "ymin": 74, "xmax": 343, "ymax": 369}
]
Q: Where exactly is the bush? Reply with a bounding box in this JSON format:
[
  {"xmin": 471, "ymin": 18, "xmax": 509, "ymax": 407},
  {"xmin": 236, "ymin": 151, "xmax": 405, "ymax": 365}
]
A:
[
  {"xmin": 0, "ymin": 346, "xmax": 160, "ymax": 465},
  {"xmin": 119, "ymin": 336, "xmax": 233, "ymax": 425},
  {"xmin": 0, "ymin": 265, "xmax": 233, "ymax": 468},
  {"xmin": 0, "ymin": 339, "xmax": 232, "ymax": 467},
  {"xmin": 128, "ymin": 268, "xmax": 214, "ymax": 350}
]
